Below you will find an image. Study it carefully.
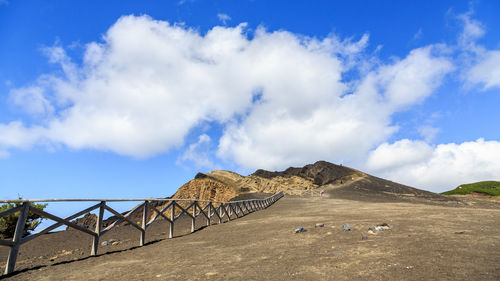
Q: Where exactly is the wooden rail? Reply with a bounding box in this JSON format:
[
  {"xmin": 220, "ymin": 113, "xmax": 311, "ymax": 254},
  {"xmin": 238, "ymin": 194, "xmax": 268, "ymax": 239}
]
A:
[
  {"xmin": 286, "ymin": 189, "xmax": 323, "ymax": 196},
  {"xmin": 0, "ymin": 191, "xmax": 284, "ymax": 275}
]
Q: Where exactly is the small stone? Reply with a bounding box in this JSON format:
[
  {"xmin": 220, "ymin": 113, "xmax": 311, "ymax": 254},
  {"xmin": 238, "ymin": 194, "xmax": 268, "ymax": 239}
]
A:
[
  {"xmin": 454, "ymin": 231, "xmax": 465, "ymax": 234},
  {"xmin": 294, "ymin": 226, "xmax": 307, "ymax": 233},
  {"xmin": 205, "ymin": 272, "xmax": 218, "ymax": 277},
  {"xmin": 377, "ymin": 223, "xmax": 393, "ymax": 230},
  {"xmin": 342, "ymin": 224, "xmax": 352, "ymax": 231},
  {"xmin": 367, "ymin": 227, "xmax": 379, "ymax": 235},
  {"xmin": 108, "ymin": 239, "xmax": 116, "ymax": 243},
  {"xmin": 315, "ymin": 223, "xmax": 325, "ymax": 228},
  {"xmin": 111, "ymin": 241, "xmax": 119, "ymax": 246},
  {"xmin": 327, "ymin": 232, "xmax": 332, "ymax": 235},
  {"xmin": 101, "ymin": 241, "xmax": 108, "ymax": 246},
  {"xmin": 332, "ymin": 251, "xmax": 343, "ymax": 256},
  {"xmin": 361, "ymin": 235, "xmax": 368, "ymax": 240}
]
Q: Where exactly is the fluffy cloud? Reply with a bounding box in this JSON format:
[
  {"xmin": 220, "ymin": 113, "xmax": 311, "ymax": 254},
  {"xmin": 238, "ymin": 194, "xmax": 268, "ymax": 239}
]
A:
[
  {"xmin": 9, "ymin": 86, "xmax": 54, "ymax": 116},
  {"xmin": 456, "ymin": 10, "xmax": 500, "ymax": 90},
  {"xmin": 366, "ymin": 139, "xmax": 500, "ymax": 192},
  {"xmin": 217, "ymin": 13, "xmax": 231, "ymax": 25},
  {"xmin": 1, "ymin": 14, "xmax": 498, "ymax": 192},
  {"xmin": 457, "ymin": 11, "xmax": 485, "ymax": 50},
  {"xmin": 177, "ymin": 134, "xmax": 217, "ymax": 169},
  {"xmin": 4, "ymin": 17, "xmax": 259, "ymax": 158},
  {"xmin": 0, "ymin": 121, "xmax": 44, "ymax": 158},
  {"xmin": 218, "ymin": 45, "xmax": 453, "ymax": 170},
  {"xmin": 467, "ymin": 50, "xmax": 500, "ymax": 89},
  {"xmin": 2, "ymin": 15, "xmax": 452, "ymax": 165},
  {"xmin": 418, "ymin": 125, "xmax": 440, "ymax": 142}
]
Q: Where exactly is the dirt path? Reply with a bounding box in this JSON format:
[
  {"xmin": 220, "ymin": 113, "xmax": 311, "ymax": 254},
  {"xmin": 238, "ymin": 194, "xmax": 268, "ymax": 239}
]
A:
[{"xmin": 3, "ymin": 196, "xmax": 500, "ymax": 280}]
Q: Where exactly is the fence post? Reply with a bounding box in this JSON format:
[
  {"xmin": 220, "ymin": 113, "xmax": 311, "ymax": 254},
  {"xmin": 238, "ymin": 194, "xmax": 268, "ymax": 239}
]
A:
[
  {"xmin": 91, "ymin": 201, "xmax": 104, "ymax": 256},
  {"xmin": 207, "ymin": 203, "xmax": 212, "ymax": 226},
  {"xmin": 140, "ymin": 201, "xmax": 148, "ymax": 246},
  {"xmin": 169, "ymin": 201, "xmax": 175, "ymax": 238},
  {"xmin": 4, "ymin": 202, "xmax": 29, "ymax": 275},
  {"xmin": 218, "ymin": 203, "xmax": 222, "ymax": 224},
  {"xmin": 191, "ymin": 202, "xmax": 196, "ymax": 233},
  {"xmin": 227, "ymin": 204, "xmax": 231, "ymax": 221}
]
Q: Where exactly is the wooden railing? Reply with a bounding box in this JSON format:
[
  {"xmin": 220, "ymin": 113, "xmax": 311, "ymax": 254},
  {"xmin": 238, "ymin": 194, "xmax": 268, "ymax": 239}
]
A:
[
  {"xmin": 0, "ymin": 191, "xmax": 284, "ymax": 275},
  {"xmin": 286, "ymin": 189, "xmax": 323, "ymax": 196}
]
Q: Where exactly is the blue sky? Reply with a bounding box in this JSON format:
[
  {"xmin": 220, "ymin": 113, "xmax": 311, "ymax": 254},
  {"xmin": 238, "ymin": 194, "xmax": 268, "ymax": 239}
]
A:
[{"xmin": 1, "ymin": 0, "xmax": 500, "ymax": 210}]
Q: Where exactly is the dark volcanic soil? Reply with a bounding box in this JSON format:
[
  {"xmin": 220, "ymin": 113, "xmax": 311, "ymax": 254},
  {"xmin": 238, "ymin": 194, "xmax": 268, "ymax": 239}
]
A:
[
  {"xmin": 252, "ymin": 160, "xmax": 360, "ymax": 185},
  {"xmin": 326, "ymin": 175, "xmax": 459, "ymax": 205},
  {"xmin": 1, "ymin": 189, "xmax": 499, "ymax": 280}
]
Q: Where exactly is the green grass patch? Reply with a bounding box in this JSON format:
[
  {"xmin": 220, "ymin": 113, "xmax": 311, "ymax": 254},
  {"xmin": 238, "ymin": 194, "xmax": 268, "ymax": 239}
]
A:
[{"xmin": 442, "ymin": 181, "xmax": 500, "ymax": 196}]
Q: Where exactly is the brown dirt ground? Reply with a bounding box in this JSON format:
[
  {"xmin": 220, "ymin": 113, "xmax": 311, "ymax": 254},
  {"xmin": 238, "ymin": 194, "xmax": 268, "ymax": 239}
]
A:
[{"xmin": 1, "ymin": 192, "xmax": 499, "ymax": 280}]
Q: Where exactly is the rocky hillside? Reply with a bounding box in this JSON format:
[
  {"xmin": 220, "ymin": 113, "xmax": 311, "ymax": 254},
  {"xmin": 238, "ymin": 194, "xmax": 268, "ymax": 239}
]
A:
[
  {"xmin": 252, "ymin": 160, "xmax": 364, "ymax": 185},
  {"xmin": 196, "ymin": 161, "xmax": 364, "ymax": 195},
  {"xmin": 72, "ymin": 160, "xmax": 453, "ymax": 229},
  {"xmin": 171, "ymin": 173, "xmax": 238, "ymax": 202}
]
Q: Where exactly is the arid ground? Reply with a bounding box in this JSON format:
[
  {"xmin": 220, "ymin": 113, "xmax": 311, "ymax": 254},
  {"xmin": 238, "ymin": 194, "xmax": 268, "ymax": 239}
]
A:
[{"xmin": 1, "ymin": 189, "xmax": 499, "ymax": 281}]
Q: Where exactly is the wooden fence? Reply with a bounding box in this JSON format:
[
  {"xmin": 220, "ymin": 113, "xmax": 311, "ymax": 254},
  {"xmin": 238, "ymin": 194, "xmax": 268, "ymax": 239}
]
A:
[
  {"xmin": 0, "ymin": 191, "xmax": 283, "ymax": 275},
  {"xmin": 286, "ymin": 189, "xmax": 323, "ymax": 197}
]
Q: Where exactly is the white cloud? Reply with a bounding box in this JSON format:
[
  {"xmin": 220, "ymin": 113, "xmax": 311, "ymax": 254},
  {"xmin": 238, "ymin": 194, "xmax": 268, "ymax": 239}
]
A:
[
  {"xmin": 467, "ymin": 50, "xmax": 500, "ymax": 89},
  {"xmin": 457, "ymin": 11, "xmax": 485, "ymax": 49},
  {"xmin": 3, "ymin": 14, "xmax": 498, "ymax": 193},
  {"xmin": 0, "ymin": 121, "xmax": 43, "ymax": 151},
  {"xmin": 412, "ymin": 28, "xmax": 423, "ymax": 41},
  {"xmin": 178, "ymin": 134, "xmax": 216, "ymax": 169},
  {"xmin": 217, "ymin": 13, "xmax": 231, "ymax": 25},
  {"xmin": 9, "ymin": 86, "xmax": 54, "ymax": 116},
  {"xmin": 367, "ymin": 139, "xmax": 434, "ymax": 171},
  {"xmin": 366, "ymin": 139, "xmax": 500, "ymax": 192},
  {"xmin": 218, "ymin": 45, "xmax": 453, "ymax": 170},
  {"xmin": 418, "ymin": 125, "xmax": 440, "ymax": 142},
  {"xmin": 1, "ymin": 15, "xmax": 453, "ymax": 167},
  {"xmin": 4, "ymin": 17, "xmax": 260, "ymax": 158},
  {"xmin": 456, "ymin": 10, "xmax": 500, "ymax": 90}
]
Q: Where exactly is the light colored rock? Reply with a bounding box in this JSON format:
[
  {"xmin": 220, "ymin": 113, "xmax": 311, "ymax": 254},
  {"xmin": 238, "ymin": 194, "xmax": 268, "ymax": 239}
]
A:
[
  {"xmin": 376, "ymin": 223, "xmax": 393, "ymax": 230},
  {"xmin": 368, "ymin": 227, "xmax": 379, "ymax": 235},
  {"xmin": 342, "ymin": 224, "xmax": 352, "ymax": 231},
  {"xmin": 294, "ymin": 226, "xmax": 306, "ymax": 233}
]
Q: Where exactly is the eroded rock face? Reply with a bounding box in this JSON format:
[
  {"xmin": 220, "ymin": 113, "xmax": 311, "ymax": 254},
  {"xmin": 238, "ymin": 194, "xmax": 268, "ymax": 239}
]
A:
[
  {"xmin": 171, "ymin": 177, "xmax": 238, "ymax": 203},
  {"xmin": 252, "ymin": 160, "xmax": 362, "ymax": 186}
]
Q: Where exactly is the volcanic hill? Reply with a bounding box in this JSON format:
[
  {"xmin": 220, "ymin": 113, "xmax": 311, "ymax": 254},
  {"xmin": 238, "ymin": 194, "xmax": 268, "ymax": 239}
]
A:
[
  {"xmin": 72, "ymin": 161, "xmax": 455, "ymax": 229},
  {"xmin": 168, "ymin": 160, "xmax": 454, "ymax": 204}
]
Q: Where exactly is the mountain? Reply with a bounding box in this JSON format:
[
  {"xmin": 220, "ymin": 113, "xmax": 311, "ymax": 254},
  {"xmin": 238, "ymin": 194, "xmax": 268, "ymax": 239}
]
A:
[{"xmin": 72, "ymin": 160, "xmax": 455, "ymax": 229}]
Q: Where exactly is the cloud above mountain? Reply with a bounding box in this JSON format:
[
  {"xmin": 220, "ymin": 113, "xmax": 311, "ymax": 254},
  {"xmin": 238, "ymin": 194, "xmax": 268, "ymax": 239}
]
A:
[{"xmin": 0, "ymin": 13, "xmax": 499, "ymax": 192}]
